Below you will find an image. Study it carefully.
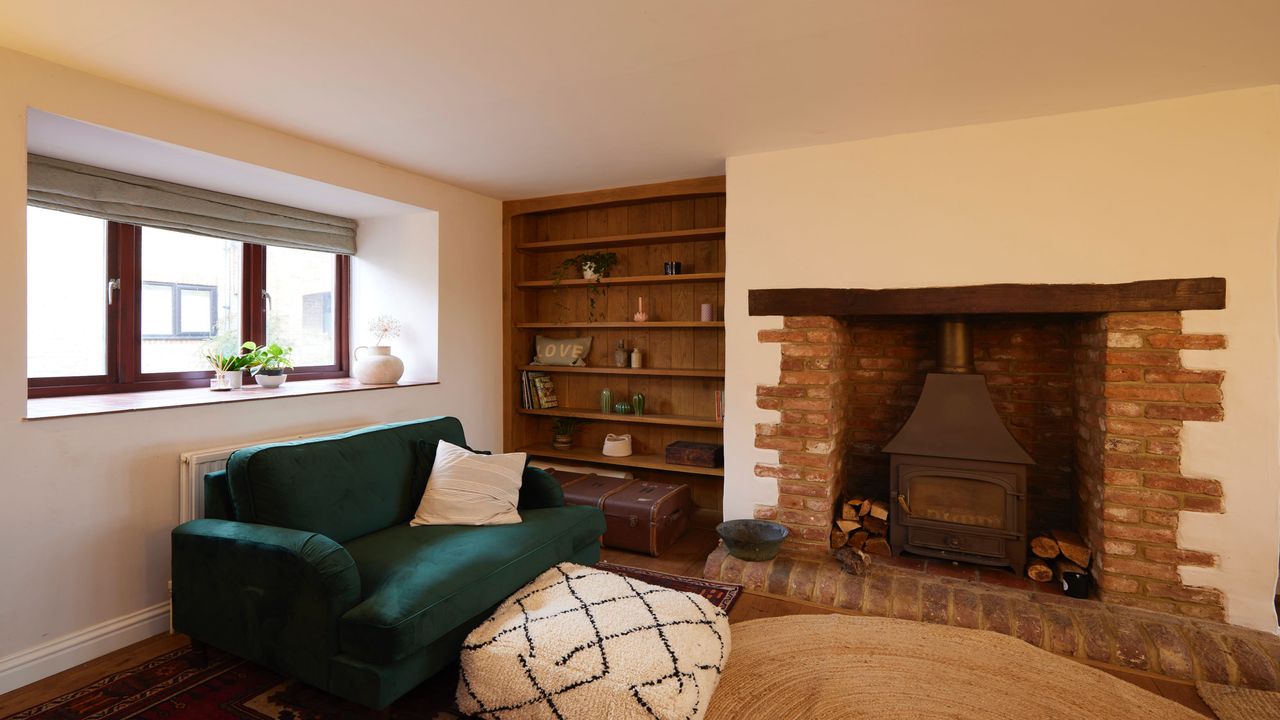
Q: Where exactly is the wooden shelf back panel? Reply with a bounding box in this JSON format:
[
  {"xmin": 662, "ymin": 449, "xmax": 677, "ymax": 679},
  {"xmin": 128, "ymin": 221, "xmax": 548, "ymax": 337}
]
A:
[
  {"xmin": 516, "ymin": 272, "xmax": 725, "ymax": 288},
  {"xmin": 516, "ymin": 365, "xmax": 723, "ymax": 378},
  {"xmin": 518, "ymin": 321, "xmax": 724, "ymax": 329},
  {"xmin": 520, "ymin": 443, "xmax": 725, "ymax": 477},
  {"xmin": 518, "ymin": 407, "xmax": 722, "ymax": 428},
  {"xmin": 517, "ymin": 227, "xmax": 725, "ymax": 253}
]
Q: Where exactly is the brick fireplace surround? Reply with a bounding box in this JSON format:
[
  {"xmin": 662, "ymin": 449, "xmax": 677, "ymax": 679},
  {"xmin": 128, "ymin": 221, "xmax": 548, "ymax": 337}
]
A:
[
  {"xmin": 749, "ymin": 310, "xmax": 1227, "ymax": 620},
  {"xmin": 701, "ymin": 280, "xmax": 1280, "ymax": 685}
]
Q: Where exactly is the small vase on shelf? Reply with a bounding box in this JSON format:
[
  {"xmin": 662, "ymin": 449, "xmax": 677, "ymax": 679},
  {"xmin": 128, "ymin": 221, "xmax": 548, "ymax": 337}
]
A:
[
  {"xmin": 630, "ymin": 348, "xmax": 643, "ymax": 369},
  {"xmin": 613, "ymin": 340, "xmax": 629, "ymax": 368},
  {"xmin": 613, "ymin": 400, "xmax": 633, "ymax": 415},
  {"xmin": 599, "ymin": 388, "xmax": 614, "ymax": 414},
  {"xmin": 632, "ymin": 393, "xmax": 645, "ymax": 416}
]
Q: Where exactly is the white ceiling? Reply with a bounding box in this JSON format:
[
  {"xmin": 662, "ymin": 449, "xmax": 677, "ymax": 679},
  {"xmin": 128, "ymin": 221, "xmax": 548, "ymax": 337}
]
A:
[{"xmin": 2, "ymin": 1, "xmax": 1279, "ymax": 200}]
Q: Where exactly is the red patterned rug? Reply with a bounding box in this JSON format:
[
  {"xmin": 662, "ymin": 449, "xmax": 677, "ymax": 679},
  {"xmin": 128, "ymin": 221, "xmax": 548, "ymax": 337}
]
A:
[{"xmin": 4, "ymin": 565, "xmax": 740, "ymax": 720}]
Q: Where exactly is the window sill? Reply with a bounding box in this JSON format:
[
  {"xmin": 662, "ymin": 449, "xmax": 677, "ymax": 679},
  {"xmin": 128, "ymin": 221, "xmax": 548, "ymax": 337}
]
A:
[{"xmin": 25, "ymin": 377, "xmax": 438, "ymax": 421}]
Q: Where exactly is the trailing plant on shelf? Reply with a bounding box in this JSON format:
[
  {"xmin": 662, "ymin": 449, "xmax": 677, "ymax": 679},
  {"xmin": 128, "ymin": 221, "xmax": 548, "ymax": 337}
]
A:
[
  {"xmin": 550, "ymin": 417, "xmax": 588, "ymax": 449},
  {"xmin": 551, "ymin": 251, "xmax": 619, "ymax": 322}
]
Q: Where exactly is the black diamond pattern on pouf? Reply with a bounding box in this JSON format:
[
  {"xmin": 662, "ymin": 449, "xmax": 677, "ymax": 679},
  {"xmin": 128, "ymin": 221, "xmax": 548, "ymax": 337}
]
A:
[{"xmin": 457, "ymin": 563, "xmax": 730, "ymax": 720}]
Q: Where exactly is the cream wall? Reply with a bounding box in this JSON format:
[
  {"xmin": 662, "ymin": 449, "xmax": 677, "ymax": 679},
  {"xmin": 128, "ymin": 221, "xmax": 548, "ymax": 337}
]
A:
[
  {"xmin": 0, "ymin": 48, "xmax": 502, "ymax": 687},
  {"xmin": 725, "ymin": 87, "xmax": 1280, "ymax": 631}
]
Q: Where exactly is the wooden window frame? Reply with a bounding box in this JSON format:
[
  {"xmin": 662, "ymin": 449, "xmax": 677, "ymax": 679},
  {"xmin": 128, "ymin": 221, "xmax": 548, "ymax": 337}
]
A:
[{"xmin": 28, "ymin": 219, "xmax": 350, "ymax": 398}]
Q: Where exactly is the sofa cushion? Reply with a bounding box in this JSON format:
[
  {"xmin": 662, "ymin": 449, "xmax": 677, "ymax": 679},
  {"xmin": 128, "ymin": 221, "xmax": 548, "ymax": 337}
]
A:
[
  {"xmin": 225, "ymin": 417, "xmax": 466, "ymax": 544},
  {"xmin": 339, "ymin": 505, "xmax": 606, "ymax": 664}
]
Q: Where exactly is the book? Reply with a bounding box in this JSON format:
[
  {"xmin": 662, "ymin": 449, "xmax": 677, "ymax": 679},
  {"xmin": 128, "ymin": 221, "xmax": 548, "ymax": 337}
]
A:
[
  {"xmin": 532, "ymin": 375, "xmax": 558, "ymax": 408},
  {"xmin": 714, "ymin": 390, "xmax": 723, "ymax": 423}
]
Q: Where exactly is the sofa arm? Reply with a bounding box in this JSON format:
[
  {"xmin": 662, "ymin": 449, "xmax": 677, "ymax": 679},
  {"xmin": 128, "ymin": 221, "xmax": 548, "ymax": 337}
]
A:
[
  {"xmin": 519, "ymin": 466, "xmax": 564, "ymax": 509},
  {"xmin": 171, "ymin": 519, "xmax": 361, "ymax": 682}
]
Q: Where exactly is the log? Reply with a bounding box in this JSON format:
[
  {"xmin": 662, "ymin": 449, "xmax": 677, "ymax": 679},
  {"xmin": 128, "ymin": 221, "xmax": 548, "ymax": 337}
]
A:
[
  {"xmin": 1027, "ymin": 558, "xmax": 1054, "ymax": 583},
  {"xmin": 834, "ymin": 547, "xmax": 870, "ymax": 575},
  {"xmin": 864, "ymin": 537, "xmax": 891, "ymax": 556},
  {"xmin": 1051, "ymin": 529, "xmax": 1092, "ymax": 568},
  {"xmin": 836, "ymin": 518, "xmax": 862, "ymax": 534},
  {"xmin": 830, "ymin": 528, "xmax": 848, "ymax": 550},
  {"xmin": 1055, "ymin": 559, "xmax": 1087, "ymax": 579},
  {"xmin": 1030, "ymin": 535, "xmax": 1061, "ymax": 560},
  {"xmin": 862, "ymin": 515, "xmax": 887, "ymax": 535},
  {"xmin": 848, "ymin": 531, "xmax": 869, "ymax": 551},
  {"xmin": 858, "ymin": 499, "xmax": 873, "ymax": 517},
  {"xmin": 869, "ymin": 500, "xmax": 890, "ymax": 521},
  {"xmin": 841, "ymin": 502, "xmax": 861, "ymax": 521}
]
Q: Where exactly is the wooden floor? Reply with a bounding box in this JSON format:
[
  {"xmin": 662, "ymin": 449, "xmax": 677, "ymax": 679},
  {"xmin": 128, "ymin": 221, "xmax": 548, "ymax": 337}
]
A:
[{"xmin": 0, "ymin": 528, "xmax": 1215, "ymax": 718}]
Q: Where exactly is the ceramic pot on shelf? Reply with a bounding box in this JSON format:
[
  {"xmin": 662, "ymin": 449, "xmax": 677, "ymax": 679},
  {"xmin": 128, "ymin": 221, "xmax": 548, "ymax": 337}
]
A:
[
  {"xmin": 354, "ymin": 345, "xmax": 405, "ymax": 385},
  {"xmin": 254, "ymin": 369, "xmax": 287, "ymax": 388}
]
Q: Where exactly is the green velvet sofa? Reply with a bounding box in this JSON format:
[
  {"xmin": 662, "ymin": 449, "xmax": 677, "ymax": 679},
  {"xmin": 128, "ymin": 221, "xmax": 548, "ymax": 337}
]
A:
[{"xmin": 171, "ymin": 417, "xmax": 605, "ymax": 710}]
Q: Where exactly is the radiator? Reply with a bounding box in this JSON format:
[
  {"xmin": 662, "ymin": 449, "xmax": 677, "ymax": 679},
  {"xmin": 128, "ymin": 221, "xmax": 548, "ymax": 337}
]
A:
[{"xmin": 178, "ymin": 426, "xmax": 362, "ymax": 523}]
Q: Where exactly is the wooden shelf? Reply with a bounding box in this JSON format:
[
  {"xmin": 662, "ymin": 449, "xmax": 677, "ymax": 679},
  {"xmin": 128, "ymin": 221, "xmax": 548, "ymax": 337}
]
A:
[
  {"xmin": 516, "ymin": 272, "xmax": 725, "ymax": 289},
  {"xmin": 518, "ymin": 407, "xmax": 722, "ymax": 428},
  {"xmin": 516, "ymin": 227, "xmax": 725, "ymax": 253},
  {"xmin": 516, "ymin": 321, "xmax": 724, "ymax": 329},
  {"xmin": 520, "ymin": 443, "xmax": 725, "ymax": 477},
  {"xmin": 516, "ymin": 365, "xmax": 723, "ymax": 378}
]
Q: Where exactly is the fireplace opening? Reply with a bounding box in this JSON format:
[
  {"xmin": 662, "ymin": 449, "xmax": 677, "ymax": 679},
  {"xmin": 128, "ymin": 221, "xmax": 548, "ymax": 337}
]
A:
[{"xmin": 883, "ymin": 317, "xmax": 1035, "ymax": 573}]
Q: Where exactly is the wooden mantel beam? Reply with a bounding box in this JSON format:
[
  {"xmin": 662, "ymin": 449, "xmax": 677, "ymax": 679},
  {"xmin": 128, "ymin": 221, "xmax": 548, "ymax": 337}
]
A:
[{"xmin": 748, "ymin": 278, "xmax": 1226, "ymax": 317}]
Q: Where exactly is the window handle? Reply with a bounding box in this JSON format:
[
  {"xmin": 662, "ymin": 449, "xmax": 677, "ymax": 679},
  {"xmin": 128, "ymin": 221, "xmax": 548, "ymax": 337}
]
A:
[
  {"xmin": 107, "ymin": 277, "xmax": 121, "ymax": 305},
  {"xmin": 261, "ymin": 289, "xmax": 272, "ymax": 310}
]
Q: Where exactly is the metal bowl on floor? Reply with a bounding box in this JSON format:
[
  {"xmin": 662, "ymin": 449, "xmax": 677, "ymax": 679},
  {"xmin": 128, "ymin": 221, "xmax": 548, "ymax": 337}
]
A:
[{"xmin": 716, "ymin": 519, "xmax": 789, "ymax": 561}]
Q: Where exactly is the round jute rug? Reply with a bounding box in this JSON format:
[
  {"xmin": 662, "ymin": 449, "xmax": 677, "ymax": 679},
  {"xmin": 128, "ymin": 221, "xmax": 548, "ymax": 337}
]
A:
[{"xmin": 705, "ymin": 615, "xmax": 1204, "ymax": 720}]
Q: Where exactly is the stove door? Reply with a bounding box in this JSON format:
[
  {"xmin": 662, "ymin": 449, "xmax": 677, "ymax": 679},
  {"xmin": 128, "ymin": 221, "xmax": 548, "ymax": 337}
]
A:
[{"xmin": 903, "ymin": 473, "xmax": 1008, "ymax": 529}]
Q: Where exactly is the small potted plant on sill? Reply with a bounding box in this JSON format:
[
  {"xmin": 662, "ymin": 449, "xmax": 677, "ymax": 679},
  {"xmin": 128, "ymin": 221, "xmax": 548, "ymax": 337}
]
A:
[
  {"xmin": 243, "ymin": 342, "xmax": 294, "ymax": 388},
  {"xmin": 204, "ymin": 343, "xmax": 256, "ymax": 391},
  {"xmin": 551, "ymin": 251, "xmax": 619, "ymax": 322},
  {"xmin": 550, "ymin": 417, "xmax": 588, "ymax": 450}
]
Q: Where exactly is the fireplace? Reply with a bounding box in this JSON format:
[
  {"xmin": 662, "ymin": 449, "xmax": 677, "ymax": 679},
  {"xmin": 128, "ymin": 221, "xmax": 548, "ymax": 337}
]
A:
[
  {"xmin": 884, "ymin": 318, "xmax": 1033, "ymax": 573},
  {"xmin": 747, "ymin": 279, "xmax": 1232, "ymax": 620}
]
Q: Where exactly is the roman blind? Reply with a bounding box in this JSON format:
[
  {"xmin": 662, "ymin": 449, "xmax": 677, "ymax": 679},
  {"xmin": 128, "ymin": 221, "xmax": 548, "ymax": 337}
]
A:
[{"xmin": 27, "ymin": 154, "xmax": 357, "ymax": 254}]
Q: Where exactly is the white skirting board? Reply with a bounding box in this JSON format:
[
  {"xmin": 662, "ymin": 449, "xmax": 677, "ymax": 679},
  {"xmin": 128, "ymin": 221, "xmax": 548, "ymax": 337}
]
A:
[{"xmin": 0, "ymin": 602, "xmax": 170, "ymax": 695}]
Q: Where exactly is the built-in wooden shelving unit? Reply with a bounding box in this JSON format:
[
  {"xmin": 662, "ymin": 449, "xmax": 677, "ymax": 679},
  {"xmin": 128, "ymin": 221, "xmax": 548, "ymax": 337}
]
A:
[{"xmin": 503, "ymin": 176, "xmax": 727, "ymax": 524}]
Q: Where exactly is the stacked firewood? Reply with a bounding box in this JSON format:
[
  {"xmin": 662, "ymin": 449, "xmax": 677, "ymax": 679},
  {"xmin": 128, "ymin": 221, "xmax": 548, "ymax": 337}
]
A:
[
  {"xmin": 1026, "ymin": 529, "xmax": 1092, "ymax": 584},
  {"xmin": 830, "ymin": 496, "xmax": 891, "ymax": 557}
]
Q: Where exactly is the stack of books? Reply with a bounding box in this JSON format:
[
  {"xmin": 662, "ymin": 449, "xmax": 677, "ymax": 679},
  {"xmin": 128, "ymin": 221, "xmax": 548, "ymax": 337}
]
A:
[{"xmin": 520, "ymin": 371, "xmax": 558, "ymax": 409}]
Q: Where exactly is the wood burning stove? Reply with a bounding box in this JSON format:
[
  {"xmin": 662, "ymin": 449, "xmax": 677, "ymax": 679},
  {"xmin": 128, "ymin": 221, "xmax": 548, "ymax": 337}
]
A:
[{"xmin": 883, "ymin": 318, "xmax": 1034, "ymax": 574}]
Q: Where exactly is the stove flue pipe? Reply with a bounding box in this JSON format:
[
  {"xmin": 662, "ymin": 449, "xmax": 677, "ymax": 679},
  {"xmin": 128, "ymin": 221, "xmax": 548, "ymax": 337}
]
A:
[{"xmin": 936, "ymin": 316, "xmax": 975, "ymax": 374}]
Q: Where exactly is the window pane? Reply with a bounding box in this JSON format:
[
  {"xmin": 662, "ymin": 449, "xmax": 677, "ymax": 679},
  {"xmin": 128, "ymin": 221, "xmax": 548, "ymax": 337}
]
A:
[
  {"xmin": 27, "ymin": 206, "xmax": 108, "ymax": 378},
  {"xmin": 266, "ymin": 246, "xmax": 335, "ymax": 367},
  {"xmin": 140, "ymin": 228, "xmax": 242, "ymax": 373}
]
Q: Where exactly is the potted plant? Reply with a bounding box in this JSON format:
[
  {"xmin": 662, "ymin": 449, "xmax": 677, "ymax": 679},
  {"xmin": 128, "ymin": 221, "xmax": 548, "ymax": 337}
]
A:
[
  {"xmin": 354, "ymin": 315, "xmax": 406, "ymax": 385},
  {"xmin": 551, "ymin": 251, "xmax": 619, "ymax": 322},
  {"xmin": 550, "ymin": 417, "xmax": 587, "ymax": 449},
  {"xmin": 204, "ymin": 342, "xmax": 256, "ymax": 390},
  {"xmin": 242, "ymin": 342, "xmax": 294, "ymax": 388}
]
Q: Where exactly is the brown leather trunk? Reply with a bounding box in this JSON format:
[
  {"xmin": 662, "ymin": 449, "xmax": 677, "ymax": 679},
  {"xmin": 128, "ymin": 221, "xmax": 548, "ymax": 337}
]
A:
[{"xmin": 548, "ymin": 471, "xmax": 692, "ymax": 556}]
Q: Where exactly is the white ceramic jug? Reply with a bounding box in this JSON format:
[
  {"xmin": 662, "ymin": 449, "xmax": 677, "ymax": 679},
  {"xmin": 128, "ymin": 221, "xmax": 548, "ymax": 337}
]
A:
[{"xmin": 353, "ymin": 345, "xmax": 405, "ymax": 385}]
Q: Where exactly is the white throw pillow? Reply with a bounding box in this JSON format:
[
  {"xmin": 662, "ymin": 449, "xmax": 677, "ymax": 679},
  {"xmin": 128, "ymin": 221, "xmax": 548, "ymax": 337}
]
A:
[{"xmin": 411, "ymin": 441, "xmax": 526, "ymax": 526}]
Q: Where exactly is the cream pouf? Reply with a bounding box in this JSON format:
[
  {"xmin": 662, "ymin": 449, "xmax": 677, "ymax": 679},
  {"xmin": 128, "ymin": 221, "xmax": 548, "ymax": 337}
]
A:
[{"xmin": 457, "ymin": 563, "xmax": 730, "ymax": 720}]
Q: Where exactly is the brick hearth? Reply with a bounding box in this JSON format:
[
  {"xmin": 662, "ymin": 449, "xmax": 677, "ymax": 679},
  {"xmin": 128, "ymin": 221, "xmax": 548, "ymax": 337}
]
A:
[
  {"xmin": 704, "ymin": 545, "xmax": 1279, "ymax": 688},
  {"xmin": 752, "ymin": 311, "xmax": 1227, "ymax": 620}
]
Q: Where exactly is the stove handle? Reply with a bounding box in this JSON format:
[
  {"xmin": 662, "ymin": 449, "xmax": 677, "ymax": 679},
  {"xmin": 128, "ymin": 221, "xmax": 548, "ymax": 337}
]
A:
[{"xmin": 896, "ymin": 493, "xmax": 911, "ymax": 516}]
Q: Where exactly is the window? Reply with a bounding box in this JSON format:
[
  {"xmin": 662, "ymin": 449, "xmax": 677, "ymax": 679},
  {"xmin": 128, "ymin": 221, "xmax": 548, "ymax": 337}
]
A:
[{"xmin": 27, "ymin": 207, "xmax": 349, "ymax": 397}]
